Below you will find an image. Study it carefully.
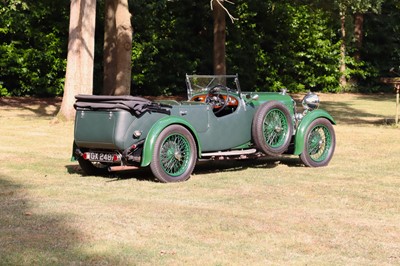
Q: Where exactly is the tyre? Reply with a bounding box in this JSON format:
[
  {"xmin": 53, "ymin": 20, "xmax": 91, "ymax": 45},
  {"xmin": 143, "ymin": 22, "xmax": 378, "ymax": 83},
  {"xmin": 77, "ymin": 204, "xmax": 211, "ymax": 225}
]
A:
[
  {"xmin": 252, "ymin": 101, "xmax": 293, "ymax": 156},
  {"xmin": 300, "ymin": 118, "xmax": 336, "ymax": 167},
  {"xmin": 78, "ymin": 157, "xmax": 109, "ymax": 175},
  {"xmin": 150, "ymin": 125, "xmax": 197, "ymax": 183}
]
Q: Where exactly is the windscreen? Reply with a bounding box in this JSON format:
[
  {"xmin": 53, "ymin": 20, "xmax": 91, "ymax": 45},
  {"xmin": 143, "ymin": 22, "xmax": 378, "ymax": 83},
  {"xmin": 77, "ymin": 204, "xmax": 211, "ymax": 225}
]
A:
[{"xmin": 185, "ymin": 74, "xmax": 240, "ymax": 99}]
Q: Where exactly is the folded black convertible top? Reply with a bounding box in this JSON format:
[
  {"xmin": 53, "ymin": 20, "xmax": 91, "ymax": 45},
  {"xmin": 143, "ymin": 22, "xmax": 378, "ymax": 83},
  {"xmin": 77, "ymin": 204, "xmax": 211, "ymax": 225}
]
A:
[{"xmin": 74, "ymin": 95, "xmax": 171, "ymax": 116}]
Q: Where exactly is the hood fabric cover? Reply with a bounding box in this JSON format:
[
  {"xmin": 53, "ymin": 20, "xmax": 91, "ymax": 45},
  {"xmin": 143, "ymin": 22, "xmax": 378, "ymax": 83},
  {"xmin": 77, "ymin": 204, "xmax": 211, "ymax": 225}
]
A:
[{"xmin": 74, "ymin": 95, "xmax": 171, "ymax": 116}]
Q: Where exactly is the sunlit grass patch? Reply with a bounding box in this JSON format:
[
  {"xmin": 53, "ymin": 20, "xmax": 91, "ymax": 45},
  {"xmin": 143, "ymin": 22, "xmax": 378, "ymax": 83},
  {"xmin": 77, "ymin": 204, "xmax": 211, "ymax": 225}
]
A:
[{"xmin": 0, "ymin": 95, "xmax": 399, "ymax": 265}]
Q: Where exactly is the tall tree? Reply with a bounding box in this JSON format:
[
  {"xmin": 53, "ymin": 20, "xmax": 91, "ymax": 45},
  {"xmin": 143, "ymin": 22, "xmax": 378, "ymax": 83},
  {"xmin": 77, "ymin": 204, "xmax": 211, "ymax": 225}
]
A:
[
  {"xmin": 351, "ymin": 0, "xmax": 384, "ymax": 61},
  {"xmin": 102, "ymin": 0, "xmax": 132, "ymax": 95},
  {"xmin": 336, "ymin": 0, "xmax": 349, "ymax": 89},
  {"xmin": 103, "ymin": 0, "xmax": 117, "ymax": 95},
  {"xmin": 353, "ymin": 11, "xmax": 364, "ymax": 61},
  {"xmin": 58, "ymin": 0, "xmax": 96, "ymax": 120},
  {"xmin": 211, "ymin": 0, "xmax": 237, "ymax": 76},
  {"xmin": 212, "ymin": 0, "xmax": 226, "ymax": 75},
  {"xmin": 335, "ymin": 0, "xmax": 384, "ymax": 89}
]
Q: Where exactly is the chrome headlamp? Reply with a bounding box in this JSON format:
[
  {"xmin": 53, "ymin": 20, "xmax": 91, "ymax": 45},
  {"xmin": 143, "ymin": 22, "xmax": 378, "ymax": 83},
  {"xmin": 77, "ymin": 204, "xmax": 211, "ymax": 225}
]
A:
[{"xmin": 302, "ymin": 92, "xmax": 320, "ymax": 111}]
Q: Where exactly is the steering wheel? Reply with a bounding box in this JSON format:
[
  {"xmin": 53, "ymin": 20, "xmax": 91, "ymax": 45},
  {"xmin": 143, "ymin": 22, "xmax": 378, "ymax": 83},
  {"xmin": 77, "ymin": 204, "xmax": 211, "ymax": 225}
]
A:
[{"xmin": 205, "ymin": 84, "xmax": 229, "ymax": 115}]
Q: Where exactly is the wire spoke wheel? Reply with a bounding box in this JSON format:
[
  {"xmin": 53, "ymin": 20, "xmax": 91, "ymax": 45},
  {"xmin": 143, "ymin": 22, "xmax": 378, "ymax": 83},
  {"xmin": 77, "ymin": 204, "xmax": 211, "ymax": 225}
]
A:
[
  {"xmin": 151, "ymin": 125, "xmax": 197, "ymax": 182},
  {"xmin": 307, "ymin": 125, "xmax": 331, "ymax": 162},
  {"xmin": 160, "ymin": 134, "xmax": 191, "ymax": 176},
  {"xmin": 300, "ymin": 118, "xmax": 335, "ymax": 167},
  {"xmin": 263, "ymin": 109, "xmax": 289, "ymax": 148},
  {"xmin": 252, "ymin": 101, "xmax": 293, "ymax": 156}
]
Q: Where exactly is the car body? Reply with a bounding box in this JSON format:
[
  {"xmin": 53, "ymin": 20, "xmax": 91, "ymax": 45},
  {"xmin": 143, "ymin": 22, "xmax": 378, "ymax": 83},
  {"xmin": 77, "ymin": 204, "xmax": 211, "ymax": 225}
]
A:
[{"xmin": 72, "ymin": 74, "xmax": 336, "ymax": 182}]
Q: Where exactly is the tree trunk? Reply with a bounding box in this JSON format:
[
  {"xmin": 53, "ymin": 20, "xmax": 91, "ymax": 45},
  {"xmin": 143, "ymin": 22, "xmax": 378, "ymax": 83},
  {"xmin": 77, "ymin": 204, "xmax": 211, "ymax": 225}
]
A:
[
  {"xmin": 58, "ymin": 0, "xmax": 96, "ymax": 121},
  {"xmin": 103, "ymin": 0, "xmax": 117, "ymax": 95},
  {"xmin": 339, "ymin": 11, "xmax": 347, "ymax": 89},
  {"xmin": 115, "ymin": 0, "xmax": 132, "ymax": 95},
  {"xmin": 353, "ymin": 12, "xmax": 364, "ymax": 62},
  {"xmin": 102, "ymin": 0, "xmax": 132, "ymax": 95},
  {"xmin": 213, "ymin": 0, "xmax": 226, "ymax": 76}
]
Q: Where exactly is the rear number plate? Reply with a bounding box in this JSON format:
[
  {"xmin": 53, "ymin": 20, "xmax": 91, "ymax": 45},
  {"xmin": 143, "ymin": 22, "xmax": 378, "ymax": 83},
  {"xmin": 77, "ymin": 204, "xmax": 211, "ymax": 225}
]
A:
[{"xmin": 87, "ymin": 152, "xmax": 116, "ymax": 162}]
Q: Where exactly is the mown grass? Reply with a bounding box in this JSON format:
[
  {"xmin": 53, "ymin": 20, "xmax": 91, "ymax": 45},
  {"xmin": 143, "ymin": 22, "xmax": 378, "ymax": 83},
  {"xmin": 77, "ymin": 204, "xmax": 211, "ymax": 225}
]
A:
[{"xmin": 0, "ymin": 94, "xmax": 399, "ymax": 265}]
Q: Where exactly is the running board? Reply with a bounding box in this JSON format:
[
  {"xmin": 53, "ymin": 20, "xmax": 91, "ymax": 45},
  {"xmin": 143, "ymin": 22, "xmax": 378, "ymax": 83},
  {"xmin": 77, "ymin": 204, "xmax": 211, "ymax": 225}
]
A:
[{"xmin": 201, "ymin": 149, "xmax": 257, "ymax": 158}]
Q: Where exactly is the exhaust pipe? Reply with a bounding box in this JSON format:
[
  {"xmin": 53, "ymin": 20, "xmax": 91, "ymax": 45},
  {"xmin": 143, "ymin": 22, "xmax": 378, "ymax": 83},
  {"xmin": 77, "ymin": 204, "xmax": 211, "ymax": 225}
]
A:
[{"xmin": 108, "ymin": 165, "xmax": 140, "ymax": 172}]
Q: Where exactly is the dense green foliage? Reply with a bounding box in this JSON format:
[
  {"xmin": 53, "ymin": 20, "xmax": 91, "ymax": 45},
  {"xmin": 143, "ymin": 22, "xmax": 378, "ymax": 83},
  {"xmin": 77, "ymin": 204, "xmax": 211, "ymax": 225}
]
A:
[
  {"xmin": 129, "ymin": 0, "xmax": 213, "ymax": 96},
  {"xmin": 226, "ymin": 2, "xmax": 340, "ymax": 92},
  {"xmin": 0, "ymin": 0, "xmax": 69, "ymax": 96},
  {"xmin": 128, "ymin": 0, "xmax": 342, "ymax": 94},
  {"xmin": 0, "ymin": 0, "xmax": 399, "ymax": 96},
  {"xmin": 363, "ymin": 0, "xmax": 400, "ymax": 82}
]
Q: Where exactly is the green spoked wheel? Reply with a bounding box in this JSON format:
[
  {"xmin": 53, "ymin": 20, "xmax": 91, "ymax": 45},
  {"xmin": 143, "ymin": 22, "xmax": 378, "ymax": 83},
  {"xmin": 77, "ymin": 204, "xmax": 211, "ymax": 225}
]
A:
[
  {"xmin": 263, "ymin": 109, "xmax": 289, "ymax": 147},
  {"xmin": 150, "ymin": 125, "xmax": 197, "ymax": 182},
  {"xmin": 160, "ymin": 134, "xmax": 191, "ymax": 176},
  {"xmin": 252, "ymin": 101, "xmax": 293, "ymax": 156},
  {"xmin": 300, "ymin": 118, "xmax": 336, "ymax": 167}
]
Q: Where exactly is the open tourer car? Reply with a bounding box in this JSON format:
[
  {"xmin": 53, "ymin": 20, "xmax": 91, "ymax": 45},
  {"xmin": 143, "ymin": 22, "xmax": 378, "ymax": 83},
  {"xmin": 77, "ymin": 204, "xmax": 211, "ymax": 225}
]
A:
[{"xmin": 72, "ymin": 74, "xmax": 336, "ymax": 182}]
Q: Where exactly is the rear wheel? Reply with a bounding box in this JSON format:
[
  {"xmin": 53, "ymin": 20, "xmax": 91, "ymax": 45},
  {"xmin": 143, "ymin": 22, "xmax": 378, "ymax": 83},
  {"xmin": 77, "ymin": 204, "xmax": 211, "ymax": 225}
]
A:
[
  {"xmin": 300, "ymin": 118, "xmax": 336, "ymax": 167},
  {"xmin": 78, "ymin": 157, "xmax": 108, "ymax": 175},
  {"xmin": 150, "ymin": 125, "xmax": 197, "ymax": 183},
  {"xmin": 252, "ymin": 101, "xmax": 293, "ymax": 156}
]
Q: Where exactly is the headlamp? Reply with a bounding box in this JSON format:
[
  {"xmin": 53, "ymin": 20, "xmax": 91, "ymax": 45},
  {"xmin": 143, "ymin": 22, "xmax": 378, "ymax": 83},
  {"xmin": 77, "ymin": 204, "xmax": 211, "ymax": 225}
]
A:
[{"xmin": 302, "ymin": 92, "xmax": 320, "ymax": 110}]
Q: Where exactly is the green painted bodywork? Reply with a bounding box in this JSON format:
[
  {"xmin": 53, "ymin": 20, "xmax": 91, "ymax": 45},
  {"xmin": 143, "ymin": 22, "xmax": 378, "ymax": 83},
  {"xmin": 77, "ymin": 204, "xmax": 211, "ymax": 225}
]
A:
[
  {"xmin": 74, "ymin": 109, "xmax": 166, "ymax": 150},
  {"xmin": 293, "ymin": 109, "xmax": 336, "ymax": 155},
  {"xmin": 140, "ymin": 92, "xmax": 295, "ymax": 165},
  {"xmin": 74, "ymin": 90, "xmax": 335, "ymax": 165},
  {"xmin": 141, "ymin": 115, "xmax": 201, "ymax": 167},
  {"xmin": 244, "ymin": 91, "xmax": 295, "ymax": 109}
]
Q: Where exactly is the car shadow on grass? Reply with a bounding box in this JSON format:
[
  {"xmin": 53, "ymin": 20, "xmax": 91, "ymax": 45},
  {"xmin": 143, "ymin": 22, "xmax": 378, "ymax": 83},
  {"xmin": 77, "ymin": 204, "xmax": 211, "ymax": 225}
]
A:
[
  {"xmin": 194, "ymin": 156, "xmax": 303, "ymax": 175},
  {"xmin": 65, "ymin": 156, "xmax": 303, "ymax": 182},
  {"xmin": 65, "ymin": 163, "xmax": 157, "ymax": 182}
]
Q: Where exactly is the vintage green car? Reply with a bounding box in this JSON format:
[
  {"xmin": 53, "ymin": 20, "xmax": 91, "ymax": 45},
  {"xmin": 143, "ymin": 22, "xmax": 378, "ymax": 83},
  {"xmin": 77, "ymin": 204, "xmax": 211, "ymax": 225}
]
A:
[{"xmin": 72, "ymin": 75, "xmax": 336, "ymax": 182}]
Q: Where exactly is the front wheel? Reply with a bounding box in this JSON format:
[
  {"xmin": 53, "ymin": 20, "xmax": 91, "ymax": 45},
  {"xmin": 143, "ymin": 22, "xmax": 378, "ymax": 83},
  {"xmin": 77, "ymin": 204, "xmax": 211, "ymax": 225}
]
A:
[
  {"xmin": 300, "ymin": 118, "xmax": 336, "ymax": 167},
  {"xmin": 150, "ymin": 125, "xmax": 197, "ymax": 183},
  {"xmin": 252, "ymin": 101, "xmax": 293, "ymax": 156}
]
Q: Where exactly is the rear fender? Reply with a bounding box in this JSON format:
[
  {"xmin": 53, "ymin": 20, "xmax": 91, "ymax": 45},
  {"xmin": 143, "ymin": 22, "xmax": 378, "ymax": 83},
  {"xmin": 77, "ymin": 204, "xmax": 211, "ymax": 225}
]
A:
[
  {"xmin": 293, "ymin": 109, "xmax": 336, "ymax": 155},
  {"xmin": 71, "ymin": 141, "xmax": 78, "ymax": 161},
  {"xmin": 141, "ymin": 116, "xmax": 201, "ymax": 167}
]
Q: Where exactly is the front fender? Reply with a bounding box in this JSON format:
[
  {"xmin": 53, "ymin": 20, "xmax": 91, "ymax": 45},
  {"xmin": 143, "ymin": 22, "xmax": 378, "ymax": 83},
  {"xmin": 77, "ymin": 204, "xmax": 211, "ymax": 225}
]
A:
[
  {"xmin": 293, "ymin": 109, "xmax": 336, "ymax": 155},
  {"xmin": 141, "ymin": 116, "xmax": 201, "ymax": 167}
]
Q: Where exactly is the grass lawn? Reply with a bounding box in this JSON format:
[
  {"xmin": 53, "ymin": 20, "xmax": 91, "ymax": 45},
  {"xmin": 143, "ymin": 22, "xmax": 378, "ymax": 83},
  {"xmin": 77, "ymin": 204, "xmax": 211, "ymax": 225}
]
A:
[{"xmin": 0, "ymin": 94, "xmax": 399, "ymax": 265}]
